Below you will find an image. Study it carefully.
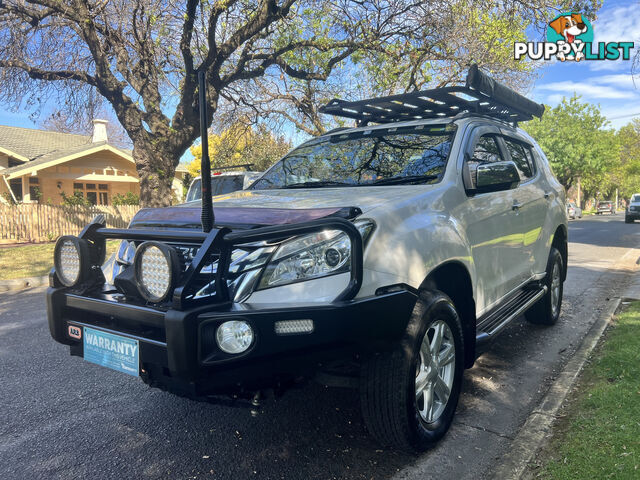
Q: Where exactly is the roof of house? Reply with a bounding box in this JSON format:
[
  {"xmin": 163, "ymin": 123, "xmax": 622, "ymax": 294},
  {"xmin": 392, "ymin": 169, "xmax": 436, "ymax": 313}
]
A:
[
  {"xmin": 0, "ymin": 124, "xmax": 188, "ymax": 178},
  {"xmin": 0, "ymin": 125, "xmax": 92, "ymax": 161}
]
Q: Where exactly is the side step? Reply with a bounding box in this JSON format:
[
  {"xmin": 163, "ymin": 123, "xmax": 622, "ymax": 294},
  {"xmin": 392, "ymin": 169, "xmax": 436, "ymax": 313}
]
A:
[{"xmin": 475, "ymin": 284, "xmax": 547, "ymax": 349}]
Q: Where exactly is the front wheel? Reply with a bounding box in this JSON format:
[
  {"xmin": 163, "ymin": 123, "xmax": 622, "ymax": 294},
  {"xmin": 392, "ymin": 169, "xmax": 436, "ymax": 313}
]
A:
[
  {"xmin": 360, "ymin": 292, "xmax": 464, "ymax": 451},
  {"xmin": 526, "ymin": 247, "xmax": 564, "ymax": 325}
]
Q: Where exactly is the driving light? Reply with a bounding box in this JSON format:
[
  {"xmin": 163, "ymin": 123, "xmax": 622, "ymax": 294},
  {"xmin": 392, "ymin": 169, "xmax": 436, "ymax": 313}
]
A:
[
  {"xmin": 274, "ymin": 319, "xmax": 314, "ymax": 335},
  {"xmin": 134, "ymin": 242, "xmax": 179, "ymax": 303},
  {"xmin": 216, "ymin": 320, "xmax": 254, "ymax": 354},
  {"xmin": 54, "ymin": 236, "xmax": 90, "ymax": 287}
]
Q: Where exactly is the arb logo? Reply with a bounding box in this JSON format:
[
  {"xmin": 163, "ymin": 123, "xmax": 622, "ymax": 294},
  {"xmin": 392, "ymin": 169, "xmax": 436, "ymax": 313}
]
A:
[
  {"xmin": 514, "ymin": 12, "xmax": 633, "ymax": 62},
  {"xmin": 68, "ymin": 325, "xmax": 82, "ymax": 339}
]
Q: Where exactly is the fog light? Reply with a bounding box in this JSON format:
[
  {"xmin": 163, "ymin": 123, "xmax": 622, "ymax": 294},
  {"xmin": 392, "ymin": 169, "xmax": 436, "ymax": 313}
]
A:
[
  {"xmin": 54, "ymin": 235, "xmax": 90, "ymax": 287},
  {"xmin": 133, "ymin": 242, "xmax": 179, "ymax": 303},
  {"xmin": 216, "ymin": 320, "xmax": 254, "ymax": 354},
  {"xmin": 274, "ymin": 319, "xmax": 314, "ymax": 335}
]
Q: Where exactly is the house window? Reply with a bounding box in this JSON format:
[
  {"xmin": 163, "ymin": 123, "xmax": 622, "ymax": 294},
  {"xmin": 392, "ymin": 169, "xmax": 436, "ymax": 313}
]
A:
[
  {"xmin": 28, "ymin": 177, "xmax": 41, "ymax": 202},
  {"xmin": 72, "ymin": 183, "xmax": 109, "ymax": 205},
  {"xmin": 9, "ymin": 178, "xmax": 22, "ymax": 201}
]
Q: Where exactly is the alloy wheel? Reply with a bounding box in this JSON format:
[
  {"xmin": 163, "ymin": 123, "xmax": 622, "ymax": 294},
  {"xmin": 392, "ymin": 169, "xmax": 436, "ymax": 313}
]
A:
[{"xmin": 415, "ymin": 320, "xmax": 456, "ymax": 424}]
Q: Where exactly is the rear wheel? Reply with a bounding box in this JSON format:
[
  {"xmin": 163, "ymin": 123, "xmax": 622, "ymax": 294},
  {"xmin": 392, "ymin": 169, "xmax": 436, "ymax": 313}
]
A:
[
  {"xmin": 526, "ymin": 247, "xmax": 563, "ymax": 325},
  {"xmin": 360, "ymin": 292, "xmax": 464, "ymax": 451}
]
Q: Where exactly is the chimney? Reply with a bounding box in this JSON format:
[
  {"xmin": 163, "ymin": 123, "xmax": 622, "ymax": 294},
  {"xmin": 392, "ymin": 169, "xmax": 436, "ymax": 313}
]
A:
[{"xmin": 92, "ymin": 119, "xmax": 109, "ymax": 143}]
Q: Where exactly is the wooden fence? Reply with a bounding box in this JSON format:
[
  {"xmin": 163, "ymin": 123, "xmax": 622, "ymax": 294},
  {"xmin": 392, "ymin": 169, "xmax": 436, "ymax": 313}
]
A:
[{"xmin": 0, "ymin": 204, "xmax": 140, "ymax": 243}]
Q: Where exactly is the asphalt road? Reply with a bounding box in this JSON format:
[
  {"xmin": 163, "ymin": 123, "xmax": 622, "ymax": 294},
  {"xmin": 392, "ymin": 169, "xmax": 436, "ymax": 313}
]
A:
[{"xmin": 1, "ymin": 213, "xmax": 638, "ymax": 480}]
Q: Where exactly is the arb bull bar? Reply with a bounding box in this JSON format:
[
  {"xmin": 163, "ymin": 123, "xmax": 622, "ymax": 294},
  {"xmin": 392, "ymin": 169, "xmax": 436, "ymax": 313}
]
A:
[{"xmin": 46, "ymin": 215, "xmax": 417, "ymax": 397}]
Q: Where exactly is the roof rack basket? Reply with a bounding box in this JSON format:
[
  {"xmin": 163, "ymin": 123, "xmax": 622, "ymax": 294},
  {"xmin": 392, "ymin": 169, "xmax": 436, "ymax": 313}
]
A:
[{"xmin": 319, "ymin": 65, "xmax": 544, "ymax": 126}]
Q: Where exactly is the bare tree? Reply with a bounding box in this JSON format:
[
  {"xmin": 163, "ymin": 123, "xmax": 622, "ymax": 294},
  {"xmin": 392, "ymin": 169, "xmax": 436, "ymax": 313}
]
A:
[{"xmin": 0, "ymin": 0, "xmax": 424, "ymax": 206}]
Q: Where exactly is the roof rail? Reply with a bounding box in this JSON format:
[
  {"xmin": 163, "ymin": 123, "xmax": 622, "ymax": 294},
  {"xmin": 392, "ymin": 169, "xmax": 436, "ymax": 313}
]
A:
[{"xmin": 319, "ymin": 65, "xmax": 544, "ymax": 126}]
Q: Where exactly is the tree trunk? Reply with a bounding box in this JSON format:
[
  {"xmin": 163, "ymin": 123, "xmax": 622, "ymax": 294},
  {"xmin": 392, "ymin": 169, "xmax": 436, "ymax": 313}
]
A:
[{"xmin": 133, "ymin": 144, "xmax": 178, "ymax": 208}]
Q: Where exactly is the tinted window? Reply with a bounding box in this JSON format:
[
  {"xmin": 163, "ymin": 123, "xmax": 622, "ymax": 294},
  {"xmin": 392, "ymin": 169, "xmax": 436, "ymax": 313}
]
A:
[
  {"xmin": 503, "ymin": 138, "xmax": 534, "ymax": 179},
  {"xmin": 211, "ymin": 175, "xmax": 244, "ymax": 195},
  {"xmin": 251, "ymin": 125, "xmax": 455, "ymax": 189},
  {"xmin": 471, "ymin": 135, "xmax": 503, "ymax": 164}
]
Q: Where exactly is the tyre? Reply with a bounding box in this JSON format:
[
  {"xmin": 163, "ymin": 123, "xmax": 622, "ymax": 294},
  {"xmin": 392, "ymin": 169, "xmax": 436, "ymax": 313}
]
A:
[
  {"xmin": 625, "ymin": 217, "xmax": 633, "ymax": 224},
  {"xmin": 526, "ymin": 247, "xmax": 564, "ymax": 325},
  {"xmin": 360, "ymin": 291, "xmax": 464, "ymax": 451}
]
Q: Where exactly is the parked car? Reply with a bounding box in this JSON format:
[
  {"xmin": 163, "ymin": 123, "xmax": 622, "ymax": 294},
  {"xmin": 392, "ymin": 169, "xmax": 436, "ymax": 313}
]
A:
[
  {"xmin": 185, "ymin": 170, "xmax": 263, "ymax": 202},
  {"xmin": 566, "ymin": 202, "xmax": 582, "ymax": 220},
  {"xmin": 596, "ymin": 200, "xmax": 615, "ymax": 215},
  {"xmin": 625, "ymin": 193, "xmax": 640, "ymax": 223},
  {"xmin": 46, "ymin": 66, "xmax": 567, "ymax": 451}
]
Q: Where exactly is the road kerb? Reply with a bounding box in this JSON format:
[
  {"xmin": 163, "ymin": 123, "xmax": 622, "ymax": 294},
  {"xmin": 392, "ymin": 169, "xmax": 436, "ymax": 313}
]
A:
[
  {"xmin": 0, "ymin": 275, "xmax": 49, "ymax": 293},
  {"xmin": 489, "ymin": 296, "xmax": 621, "ymax": 480}
]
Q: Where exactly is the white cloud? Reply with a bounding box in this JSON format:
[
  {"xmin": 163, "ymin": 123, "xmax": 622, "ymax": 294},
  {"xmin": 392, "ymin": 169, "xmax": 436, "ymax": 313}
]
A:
[
  {"xmin": 536, "ymin": 80, "xmax": 638, "ymax": 99},
  {"xmin": 587, "ymin": 5, "xmax": 639, "ymax": 72}
]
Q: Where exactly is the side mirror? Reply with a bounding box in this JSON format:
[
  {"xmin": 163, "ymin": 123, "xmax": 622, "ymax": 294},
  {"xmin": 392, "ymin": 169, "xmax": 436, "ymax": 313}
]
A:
[{"xmin": 466, "ymin": 160, "xmax": 520, "ymax": 194}]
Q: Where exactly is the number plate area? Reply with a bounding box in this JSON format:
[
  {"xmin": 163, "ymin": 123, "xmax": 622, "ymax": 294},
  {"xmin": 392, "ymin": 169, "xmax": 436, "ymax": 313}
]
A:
[{"xmin": 83, "ymin": 326, "xmax": 140, "ymax": 376}]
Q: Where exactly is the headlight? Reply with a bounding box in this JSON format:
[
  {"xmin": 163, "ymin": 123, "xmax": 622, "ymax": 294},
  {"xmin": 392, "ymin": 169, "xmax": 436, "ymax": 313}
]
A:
[
  {"xmin": 134, "ymin": 242, "xmax": 179, "ymax": 303},
  {"xmin": 216, "ymin": 320, "xmax": 254, "ymax": 354},
  {"xmin": 54, "ymin": 236, "xmax": 91, "ymax": 287},
  {"xmin": 257, "ymin": 220, "xmax": 374, "ymax": 290}
]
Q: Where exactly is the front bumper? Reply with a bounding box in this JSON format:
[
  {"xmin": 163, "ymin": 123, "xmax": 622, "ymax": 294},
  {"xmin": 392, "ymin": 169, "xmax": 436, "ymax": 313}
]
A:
[{"xmin": 47, "ymin": 285, "xmax": 417, "ymax": 397}]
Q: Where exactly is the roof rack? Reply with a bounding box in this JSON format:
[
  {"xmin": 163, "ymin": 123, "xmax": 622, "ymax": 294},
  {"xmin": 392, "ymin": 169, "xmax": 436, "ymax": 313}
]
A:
[{"xmin": 319, "ymin": 65, "xmax": 544, "ymax": 126}]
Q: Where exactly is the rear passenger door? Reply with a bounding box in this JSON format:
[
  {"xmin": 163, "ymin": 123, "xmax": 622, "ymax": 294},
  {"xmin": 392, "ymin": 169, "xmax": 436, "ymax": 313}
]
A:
[{"xmin": 500, "ymin": 135, "xmax": 547, "ymax": 279}]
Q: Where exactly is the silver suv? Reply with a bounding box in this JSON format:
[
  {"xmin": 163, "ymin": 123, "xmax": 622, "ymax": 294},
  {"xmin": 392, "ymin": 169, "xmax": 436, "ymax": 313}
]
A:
[{"xmin": 47, "ymin": 66, "xmax": 567, "ymax": 451}]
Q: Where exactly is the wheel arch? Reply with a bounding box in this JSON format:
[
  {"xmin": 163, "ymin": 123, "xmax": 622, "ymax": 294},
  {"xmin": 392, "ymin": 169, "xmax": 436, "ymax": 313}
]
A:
[
  {"xmin": 551, "ymin": 224, "xmax": 568, "ymax": 281},
  {"xmin": 419, "ymin": 261, "xmax": 476, "ymax": 369}
]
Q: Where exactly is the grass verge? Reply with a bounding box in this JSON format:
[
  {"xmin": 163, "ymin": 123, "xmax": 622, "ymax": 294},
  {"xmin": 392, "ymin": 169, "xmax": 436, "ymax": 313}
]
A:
[
  {"xmin": 0, "ymin": 240, "xmax": 119, "ymax": 281},
  {"xmin": 530, "ymin": 301, "xmax": 640, "ymax": 479}
]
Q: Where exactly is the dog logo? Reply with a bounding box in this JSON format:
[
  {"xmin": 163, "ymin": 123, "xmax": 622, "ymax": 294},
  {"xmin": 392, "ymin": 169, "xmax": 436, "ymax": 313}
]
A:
[
  {"xmin": 547, "ymin": 13, "xmax": 593, "ymax": 61},
  {"xmin": 514, "ymin": 12, "xmax": 633, "ymax": 63}
]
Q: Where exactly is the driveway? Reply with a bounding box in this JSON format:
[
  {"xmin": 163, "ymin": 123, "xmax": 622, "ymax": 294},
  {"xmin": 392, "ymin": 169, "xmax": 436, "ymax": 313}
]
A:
[{"xmin": 1, "ymin": 213, "xmax": 638, "ymax": 480}]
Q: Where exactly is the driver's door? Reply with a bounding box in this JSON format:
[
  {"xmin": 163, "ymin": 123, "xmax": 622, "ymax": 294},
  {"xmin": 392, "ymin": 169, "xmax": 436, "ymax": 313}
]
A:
[{"xmin": 458, "ymin": 128, "xmax": 524, "ymax": 314}]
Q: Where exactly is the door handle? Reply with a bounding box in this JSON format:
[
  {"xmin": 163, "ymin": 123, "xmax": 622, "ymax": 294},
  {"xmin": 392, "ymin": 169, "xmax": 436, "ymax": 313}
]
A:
[{"xmin": 512, "ymin": 202, "xmax": 522, "ymax": 211}]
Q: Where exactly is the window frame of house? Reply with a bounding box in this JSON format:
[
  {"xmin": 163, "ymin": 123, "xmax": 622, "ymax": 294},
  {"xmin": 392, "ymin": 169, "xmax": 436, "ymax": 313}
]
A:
[{"xmin": 72, "ymin": 182, "xmax": 110, "ymax": 205}]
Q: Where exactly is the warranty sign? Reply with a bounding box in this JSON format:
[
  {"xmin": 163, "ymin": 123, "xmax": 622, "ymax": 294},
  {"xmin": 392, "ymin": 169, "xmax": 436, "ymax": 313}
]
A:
[{"xmin": 83, "ymin": 327, "xmax": 139, "ymax": 376}]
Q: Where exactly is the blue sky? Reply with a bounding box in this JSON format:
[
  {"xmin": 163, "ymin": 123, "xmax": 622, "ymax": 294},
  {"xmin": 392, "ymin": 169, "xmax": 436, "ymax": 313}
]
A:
[
  {"xmin": 1, "ymin": 0, "xmax": 638, "ymax": 140},
  {"xmin": 529, "ymin": 0, "xmax": 640, "ymax": 128}
]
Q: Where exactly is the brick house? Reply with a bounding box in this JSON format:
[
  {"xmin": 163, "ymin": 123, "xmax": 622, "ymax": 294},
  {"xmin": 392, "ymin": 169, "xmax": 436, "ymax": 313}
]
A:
[{"xmin": 0, "ymin": 120, "xmax": 186, "ymax": 205}]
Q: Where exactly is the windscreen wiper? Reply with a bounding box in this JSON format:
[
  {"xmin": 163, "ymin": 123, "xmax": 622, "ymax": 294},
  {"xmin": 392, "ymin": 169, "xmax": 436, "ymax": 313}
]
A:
[
  {"xmin": 366, "ymin": 174, "xmax": 440, "ymax": 186},
  {"xmin": 282, "ymin": 180, "xmax": 352, "ymax": 189}
]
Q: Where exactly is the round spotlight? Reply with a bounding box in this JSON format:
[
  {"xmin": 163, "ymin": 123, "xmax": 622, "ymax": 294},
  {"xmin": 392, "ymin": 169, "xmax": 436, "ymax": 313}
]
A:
[
  {"xmin": 216, "ymin": 320, "xmax": 254, "ymax": 354},
  {"xmin": 133, "ymin": 242, "xmax": 179, "ymax": 303},
  {"xmin": 54, "ymin": 236, "xmax": 90, "ymax": 287}
]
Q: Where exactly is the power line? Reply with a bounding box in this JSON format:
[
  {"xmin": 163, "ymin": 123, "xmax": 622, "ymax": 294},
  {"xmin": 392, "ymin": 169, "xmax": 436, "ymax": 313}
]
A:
[{"xmin": 608, "ymin": 112, "xmax": 640, "ymax": 120}]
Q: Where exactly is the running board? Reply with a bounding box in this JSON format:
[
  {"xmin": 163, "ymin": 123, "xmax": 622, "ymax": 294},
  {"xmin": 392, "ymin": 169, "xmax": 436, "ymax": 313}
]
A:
[{"xmin": 475, "ymin": 284, "xmax": 547, "ymax": 349}]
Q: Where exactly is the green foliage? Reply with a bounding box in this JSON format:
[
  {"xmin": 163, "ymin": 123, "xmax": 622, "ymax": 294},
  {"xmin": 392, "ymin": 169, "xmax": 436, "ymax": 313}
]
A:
[
  {"xmin": 188, "ymin": 122, "xmax": 291, "ymax": 176},
  {"xmin": 1, "ymin": 191, "xmax": 17, "ymax": 205},
  {"xmin": 59, "ymin": 191, "xmax": 90, "ymax": 206},
  {"xmin": 614, "ymin": 119, "xmax": 640, "ymax": 199},
  {"xmin": 522, "ymin": 96, "xmax": 620, "ymax": 200},
  {"xmin": 112, "ymin": 192, "xmax": 140, "ymax": 206},
  {"xmin": 535, "ymin": 302, "xmax": 640, "ymax": 479}
]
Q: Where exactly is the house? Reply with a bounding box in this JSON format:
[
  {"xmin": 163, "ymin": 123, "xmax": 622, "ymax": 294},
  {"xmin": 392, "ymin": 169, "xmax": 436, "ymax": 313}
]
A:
[{"xmin": 0, "ymin": 120, "xmax": 187, "ymax": 205}]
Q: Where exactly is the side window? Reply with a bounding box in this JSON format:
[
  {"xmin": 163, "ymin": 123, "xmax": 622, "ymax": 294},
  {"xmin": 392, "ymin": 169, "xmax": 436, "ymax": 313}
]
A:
[
  {"xmin": 503, "ymin": 138, "xmax": 534, "ymax": 180},
  {"xmin": 471, "ymin": 135, "xmax": 504, "ymax": 164}
]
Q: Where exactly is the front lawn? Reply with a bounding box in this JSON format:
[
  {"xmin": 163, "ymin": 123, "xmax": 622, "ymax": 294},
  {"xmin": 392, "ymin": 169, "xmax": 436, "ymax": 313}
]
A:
[
  {"xmin": 529, "ymin": 302, "xmax": 640, "ymax": 479},
  {"xmin": 0, "ymin": 240, "xmax": 119, "ymax": 280}
]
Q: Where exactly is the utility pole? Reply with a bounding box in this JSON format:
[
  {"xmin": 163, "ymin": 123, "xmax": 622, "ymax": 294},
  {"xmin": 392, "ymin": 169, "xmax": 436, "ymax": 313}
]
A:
[{"xmin": 577, "ymin": 177, "xmax": 581, "ymax": 207}]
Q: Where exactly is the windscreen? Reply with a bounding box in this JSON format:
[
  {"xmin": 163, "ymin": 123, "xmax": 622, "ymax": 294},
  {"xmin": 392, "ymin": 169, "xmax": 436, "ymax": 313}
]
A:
[
  {"xmin": 632, "ymin": 195, "xmax": 640, "ymax": 203},
  {"xmin": 250, "ymin": 124, "xmax": 455, "ymax": 189}
]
